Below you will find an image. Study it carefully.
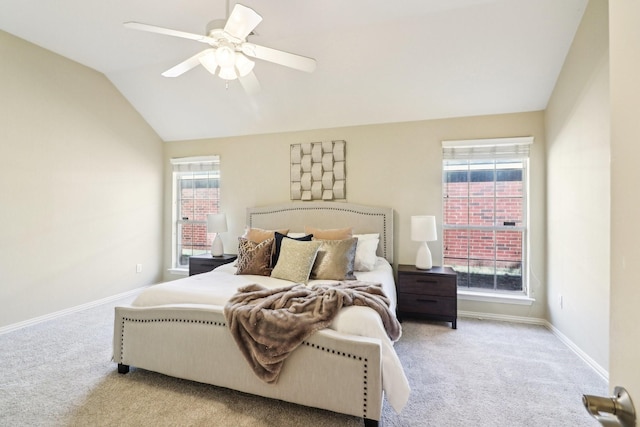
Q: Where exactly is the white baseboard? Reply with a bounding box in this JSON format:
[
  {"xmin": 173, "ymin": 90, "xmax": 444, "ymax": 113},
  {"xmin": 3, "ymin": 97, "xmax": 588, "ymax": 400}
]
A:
[
  {"xmin": 459, "ymin": 310, "xmax": 609, "ymax": 382},
  {"xmin": 544, "ymin": 321, "xmax": 609, "ymax": 382},
  {"xmin": 0, "ymin": 286, "xmax": 148, "ymax": 335},
  {"xmin": 458, "ymin": 310, "xmax": 547, "ymax": 325}
]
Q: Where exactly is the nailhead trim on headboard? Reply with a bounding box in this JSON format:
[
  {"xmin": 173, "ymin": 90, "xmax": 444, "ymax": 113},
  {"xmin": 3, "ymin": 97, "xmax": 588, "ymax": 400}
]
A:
[{"xmin": 247, "ymin": 203, "xmax": 393, "ymax": 263}]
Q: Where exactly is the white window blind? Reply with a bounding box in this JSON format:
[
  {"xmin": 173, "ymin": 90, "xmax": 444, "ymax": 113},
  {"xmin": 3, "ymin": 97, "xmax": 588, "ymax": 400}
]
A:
[
  {"xmin": 442, "ymin": 137, "xmax": 533, "ymax": 160},
  {"xmin": 170, "ymin": 156, "xmax": 220, "ymax": 172}
]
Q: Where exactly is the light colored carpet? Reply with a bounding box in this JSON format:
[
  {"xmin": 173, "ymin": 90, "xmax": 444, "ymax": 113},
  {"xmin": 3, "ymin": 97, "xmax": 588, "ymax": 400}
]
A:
[{"xmin": 0, "ymin": 294, "xmax": 606, "ymax": 426}]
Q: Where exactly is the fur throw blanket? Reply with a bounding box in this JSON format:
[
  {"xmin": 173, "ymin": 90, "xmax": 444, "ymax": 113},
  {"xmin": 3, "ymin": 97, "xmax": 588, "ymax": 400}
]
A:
[{"xmin": 223, "ymin": 281, "xmax": 401, "ymax": 384}]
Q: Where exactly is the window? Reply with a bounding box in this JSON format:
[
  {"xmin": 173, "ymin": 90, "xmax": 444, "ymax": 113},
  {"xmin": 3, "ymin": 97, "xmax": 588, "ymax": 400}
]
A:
[
  {"xmin": 170, "ymin": 156, "xmax": 220, "ymax": 270},
  {"xmin": 442, "ymin": 137, "xmax": 532, "ymax": 295}
]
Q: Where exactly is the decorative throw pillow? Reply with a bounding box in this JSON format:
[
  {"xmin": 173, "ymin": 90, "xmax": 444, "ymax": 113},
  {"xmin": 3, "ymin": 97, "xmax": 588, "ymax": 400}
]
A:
[
  {"xmin": 286, "ymin": 232, "xmax": 308, "ymax": 238},
  {"xmin": 271, "ymin": 232, "xmax": 313, "ymax": 267},
  {"xmin": 304, "ymin": 226, "xmax": 353, "ymax": 240},
  {"xmin": 353, "ymin": 233, "xmax": 380, "ymax": 271},
  {"xmin": 310, "ymin": 237, "xmax": 358, "ymax": 280},
  {"xmin": 243, "ymin": 227, "xmax": 290, "ymax": 243},
  {"xmin": 271, "ymin": 238, "xmax": 322, "ymax": 284},
  {"xmin": 235, "ymin": 237, "xmax": 274, "ymax": 276}
]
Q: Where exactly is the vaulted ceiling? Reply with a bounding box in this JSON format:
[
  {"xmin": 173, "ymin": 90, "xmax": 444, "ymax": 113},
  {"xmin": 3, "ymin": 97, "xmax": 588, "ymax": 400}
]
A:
[{"xmin": 0, "ymin": 0, "xmax": 588, "ymax": 141}]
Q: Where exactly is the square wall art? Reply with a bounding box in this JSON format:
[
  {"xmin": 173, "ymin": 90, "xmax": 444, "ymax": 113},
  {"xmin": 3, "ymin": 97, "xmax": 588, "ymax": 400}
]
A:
[{"xmin": 290, "ymin": 140, "xmax": 345, "ymax": 201}]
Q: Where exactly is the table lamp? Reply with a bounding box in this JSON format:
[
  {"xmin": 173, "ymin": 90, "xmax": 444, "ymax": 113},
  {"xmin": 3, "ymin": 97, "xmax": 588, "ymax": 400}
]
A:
[
  {"xmin": 207, "ymin": 213, "xmax": 228, "ymax": 256},
  {"xmin": 411, "ymin": 215, "xmax": 437, "ymax": 270}
]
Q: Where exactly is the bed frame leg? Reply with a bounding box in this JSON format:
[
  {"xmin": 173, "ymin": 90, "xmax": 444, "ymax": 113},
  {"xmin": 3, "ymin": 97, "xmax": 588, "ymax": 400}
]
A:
[
  {"xmin": 364, "ymin": 418, "xmax": 379, "ymax": 427},
  {"xmin": 117, "ymin": 363, "xmax": 130, "ymax": 374}
]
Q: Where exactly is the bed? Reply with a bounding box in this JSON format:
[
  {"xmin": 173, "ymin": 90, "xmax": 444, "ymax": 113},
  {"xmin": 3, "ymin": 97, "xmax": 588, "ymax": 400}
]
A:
[{"xmin": 113, "ymin": 202, "xmax": 409, "ymax": 426}]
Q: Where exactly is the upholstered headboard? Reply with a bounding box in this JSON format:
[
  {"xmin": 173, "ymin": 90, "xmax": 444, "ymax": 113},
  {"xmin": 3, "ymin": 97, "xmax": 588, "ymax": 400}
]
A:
[{"xmin": 246, "ymin": 202, "xmax": 394, "ymax": 263}]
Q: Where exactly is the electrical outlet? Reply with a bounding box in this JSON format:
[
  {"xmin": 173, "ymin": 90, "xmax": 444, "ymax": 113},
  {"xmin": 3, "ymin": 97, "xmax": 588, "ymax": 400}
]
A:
[
  {"xmin": 559, "ymin": 294, "xmax": 563, "ymax": 309},
  {"xmin": 136, "ymin": 264, "xmax": 143, "ymax": 273}
]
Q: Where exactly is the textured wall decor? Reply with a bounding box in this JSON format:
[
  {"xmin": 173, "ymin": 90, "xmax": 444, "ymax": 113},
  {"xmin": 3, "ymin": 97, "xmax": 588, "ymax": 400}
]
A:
[{"xmin": 290, "ymin": 140, "xmax": 346, "ymax": 201}]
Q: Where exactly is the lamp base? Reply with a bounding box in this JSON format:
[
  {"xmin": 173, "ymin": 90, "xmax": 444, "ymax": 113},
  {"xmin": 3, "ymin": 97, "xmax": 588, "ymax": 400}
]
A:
[
  {"xmin": 415, "ymin": 242, "xmax": 433, "ymax": 270},
  {"xmin": 211, "ymin": 234, "xmax": 224, "ymax": 257}
]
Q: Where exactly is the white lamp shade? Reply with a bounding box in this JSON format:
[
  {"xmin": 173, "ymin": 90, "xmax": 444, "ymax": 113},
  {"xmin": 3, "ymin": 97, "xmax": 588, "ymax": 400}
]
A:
[
  {"xmin": 207, "ymin": 213, "xmax": 228, "ymax": 233},
  {"xmin": 411, "ymin": 215, "xmax": 437, "ymax": 242}
]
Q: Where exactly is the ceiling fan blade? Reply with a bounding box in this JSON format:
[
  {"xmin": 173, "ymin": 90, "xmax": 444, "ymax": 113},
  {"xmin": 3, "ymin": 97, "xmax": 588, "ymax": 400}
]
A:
[
  {"xmin": 241, "ymin": 43, "xmax": 316, "ymax": 73},
  {"xmin": 239, "ymin": 71, "xmax": 261, "ymax": 95},
  {"xmin": 223, "ymin": 4, "xmax": 262, "ymax": 40},
  {"xmin": 161, "ymin": 49, "xmax": 213, "ymax": 77},
  {"xmin": 124, "ymin": 21, "xmax": 218, "ymax": 45}
]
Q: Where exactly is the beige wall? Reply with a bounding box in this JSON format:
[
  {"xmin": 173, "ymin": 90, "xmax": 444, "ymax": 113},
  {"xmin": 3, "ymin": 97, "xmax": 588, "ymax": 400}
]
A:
[
  {"xmin": 0, "ymin": 31, "xmax": 164, "ymax": 328},
  {"xmin": 609, "ymin": 0, "xmax": 640, "ymax": 398},
  {"xmin": 2, "ymin": 2, "xmax": 633, "ymax": 394},
  {"xmin": 164, "ymin": 111, "xmax": 547, "ymax": 320},
  {"xmin": 545, "ymin": 0, "xmax": 610, "ymax": 375}
]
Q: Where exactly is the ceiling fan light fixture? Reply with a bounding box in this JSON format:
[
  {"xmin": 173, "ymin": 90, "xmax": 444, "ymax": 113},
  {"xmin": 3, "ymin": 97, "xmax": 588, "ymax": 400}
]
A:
[
  {"xmin": 235, "ymin": 53, "xmax": 255, "ymax": 77},
  {"xmin": 215, "ymin": 44, "xmax": 236, "ymax": 68},
  {"xmin": 199, "ymin": 50, "xmax": 219, "ymax": 75},
  {"xmin": 218, "ymin": 66, "xmax": 238, "ymax": 81}
]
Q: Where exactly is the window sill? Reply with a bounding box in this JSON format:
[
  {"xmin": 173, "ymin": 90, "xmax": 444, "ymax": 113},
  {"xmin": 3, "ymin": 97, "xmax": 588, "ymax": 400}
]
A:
[
  {"xmin": 457, "ymin": 290, "xmax": 535, "ymax": 306},
  {"xmin": 168, "ymin": 268, "xmax": 189, "ymax": 276}
]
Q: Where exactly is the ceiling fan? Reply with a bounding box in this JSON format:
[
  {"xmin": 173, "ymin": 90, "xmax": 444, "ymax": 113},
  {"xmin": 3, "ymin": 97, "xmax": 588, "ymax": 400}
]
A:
[{"xmin": 124, "ymin": 3, "xmax": 316, "ymax": 93}]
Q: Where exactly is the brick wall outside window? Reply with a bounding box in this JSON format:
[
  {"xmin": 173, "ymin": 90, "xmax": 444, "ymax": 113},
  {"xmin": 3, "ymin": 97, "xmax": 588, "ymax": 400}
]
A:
[
  {"xmin": 179, "ymin": 187, "xmax": 220, "ymax": 254},
  {"xmin": 444, "ymin": 181, "xmax": 522, "ymax": 262},
  {"xmin": 443, "ymin": 175, "xmax": 525, "ymax": 291},
  {"xmin": 171, "ymin": 157, "xmax": 220, "ymax": 269}
]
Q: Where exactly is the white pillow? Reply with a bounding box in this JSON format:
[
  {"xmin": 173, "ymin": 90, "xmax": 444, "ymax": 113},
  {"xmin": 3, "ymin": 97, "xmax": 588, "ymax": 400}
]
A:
[
  {"xmin": 353, "ymin": 233, "xmax": 380, "ymax": 271},
  {"xmin": 287, "ymin": 232, "xmax": 308, "ymax": 238}
]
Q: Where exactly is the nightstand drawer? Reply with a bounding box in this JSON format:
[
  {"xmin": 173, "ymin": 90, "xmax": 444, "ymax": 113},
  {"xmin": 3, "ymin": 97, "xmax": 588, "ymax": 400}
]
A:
[
  {"xmin": 398, "ymin": 275, "xmax": 456, "ymax": 297},
  {"xmin": 398, "ymin": 293, "xmax": 457, "ymax": 316}
]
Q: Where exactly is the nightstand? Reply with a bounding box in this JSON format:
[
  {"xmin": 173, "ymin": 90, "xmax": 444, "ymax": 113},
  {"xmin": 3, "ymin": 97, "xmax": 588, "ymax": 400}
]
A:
[
  {"xmin": 397, "ymin": 264, "xmax": 458, "ymax": 329},
  {"xmin": 189, "ymin": 253, "xmax": 237, "ymax": 276}
]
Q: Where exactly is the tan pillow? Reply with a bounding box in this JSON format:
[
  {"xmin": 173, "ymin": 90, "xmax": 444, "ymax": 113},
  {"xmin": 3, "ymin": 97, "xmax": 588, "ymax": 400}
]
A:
[
  {"xmin": 271, "ymin": 238, "xmax": 322, "ymax": 284},
  {"xmin": 304, "ymin": 226, "xmax": 353, "ymax": 240},
  {"xmin": 243, "ymin": 227, "xmax": 289, "ymax": 243},
  {"xmin": 311, "ymin": 238, "xmax": 358, "ymax": 280},
  {"xmin": 235, "ymin": 237, "xmax": 274, "ymax": 276}
]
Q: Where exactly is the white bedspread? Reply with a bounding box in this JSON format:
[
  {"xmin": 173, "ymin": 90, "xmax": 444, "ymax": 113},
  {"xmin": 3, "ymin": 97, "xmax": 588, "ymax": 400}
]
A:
[{"xmin": 131, "ymin": 257, "xmax": 410, "ymax": 413}]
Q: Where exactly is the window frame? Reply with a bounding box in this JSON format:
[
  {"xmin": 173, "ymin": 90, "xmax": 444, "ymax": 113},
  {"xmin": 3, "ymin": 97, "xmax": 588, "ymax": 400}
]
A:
[
  {"xmin": 441, "ymin": 137, "xmax": 533, "ymax": 303},
  {"xmin": 169, "ymin": 156, "xmax": 220, "ymax": 273}
]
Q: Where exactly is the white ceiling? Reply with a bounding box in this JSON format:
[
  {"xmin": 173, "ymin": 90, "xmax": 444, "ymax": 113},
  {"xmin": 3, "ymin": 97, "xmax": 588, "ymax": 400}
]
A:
[{"xmin": 0, "ymin": 0, "xmax": 587, "ymax": 141}]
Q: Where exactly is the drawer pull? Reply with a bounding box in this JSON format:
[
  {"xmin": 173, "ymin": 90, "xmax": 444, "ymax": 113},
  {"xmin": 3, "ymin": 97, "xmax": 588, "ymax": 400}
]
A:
[
  {"xmin": 416, "ymin": 279, "xmax": 438, "ymax": 284},
  {"xmin": 416, "ymin": 298, "xmax": 437, "ymax": 304}
]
